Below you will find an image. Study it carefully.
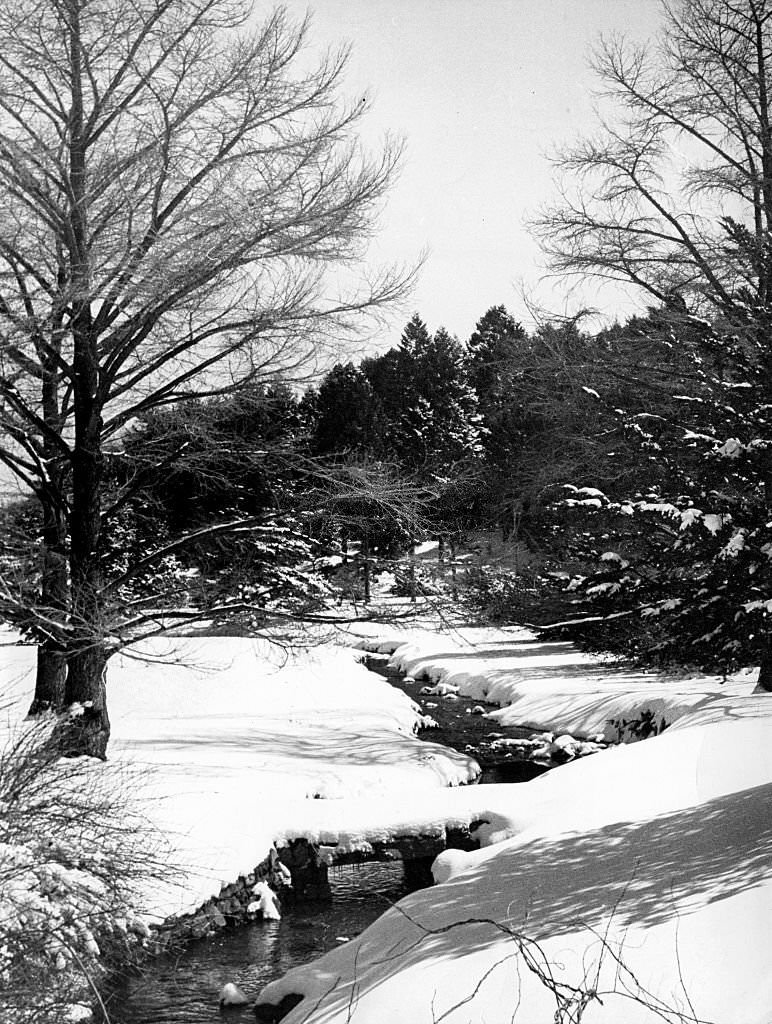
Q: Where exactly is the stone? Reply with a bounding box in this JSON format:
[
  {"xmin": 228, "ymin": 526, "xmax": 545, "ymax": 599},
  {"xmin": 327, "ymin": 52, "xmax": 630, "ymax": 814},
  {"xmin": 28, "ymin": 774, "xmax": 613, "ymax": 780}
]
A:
[
  {"xmin": 190, "ymin": 915, "xmax": 209, "ymax": 940},
  {"xmin": 206, "ymin": 906, "xmax": 227, "ymax": 928},
  {"xmin": 219, "ymin": 982, "xmax": 249, "ymax": 1007},
  {"xmin": 221, "ymin": 897, "xmax": 243, "ymax": 918},
  {"xmin": 550, "ymin": 735, "xmax": 581, "ymax": 763}
]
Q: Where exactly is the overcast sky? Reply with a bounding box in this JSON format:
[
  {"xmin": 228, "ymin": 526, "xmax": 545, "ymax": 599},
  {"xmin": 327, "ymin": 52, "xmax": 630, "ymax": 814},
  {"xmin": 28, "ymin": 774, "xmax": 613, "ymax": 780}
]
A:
[{"xmin": 286, "ymin": 0, "xmax": 666, "ymax": 343}]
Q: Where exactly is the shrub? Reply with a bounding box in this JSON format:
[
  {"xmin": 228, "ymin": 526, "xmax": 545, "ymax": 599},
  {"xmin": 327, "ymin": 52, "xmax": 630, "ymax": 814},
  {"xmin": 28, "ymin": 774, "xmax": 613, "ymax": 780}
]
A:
[
  {"xmin": 458, "ymin": 566, "xmax": 554, "ymax": 623},
  {"xmin": 608, "ymin": 709, "xmax": 669, "ymax": 743},
  {"xmin": 388, "ymin": 562, "xmax": 441, "ymax": 598},
  {"xmin": 0, "ymin": 715, "xmax": 169, "ymax": 1023}
]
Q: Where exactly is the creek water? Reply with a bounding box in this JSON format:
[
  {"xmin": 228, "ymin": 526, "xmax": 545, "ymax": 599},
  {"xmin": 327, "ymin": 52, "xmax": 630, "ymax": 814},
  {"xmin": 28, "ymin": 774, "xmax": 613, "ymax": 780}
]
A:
[
  {"xmin": 104, "ymin": 661, "xmax": 549, "ymax": 1023},
  {"xmin": 371, "ymin": 661, "xmax": 550, "ymax": 785},
  {"xmin": 104, "ymin": 862, "xmax": 411, "ymax": 1023}
]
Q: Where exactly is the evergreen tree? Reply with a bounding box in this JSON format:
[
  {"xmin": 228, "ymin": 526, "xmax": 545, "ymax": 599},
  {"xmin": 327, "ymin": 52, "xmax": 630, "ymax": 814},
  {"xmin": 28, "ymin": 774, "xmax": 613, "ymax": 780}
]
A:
[
  {"xmin": 467, "ymin": 305, "xmax": 527, "ymax": 420},
  {"xmin": 466, "ymin": 306, "xmax": 530, "ymax": 530},
  {"xmin": 399, "ymin": 313, "xmax": 433, "ymax": 357},
  {"xmin": 529, "ymin": 0, "xmax": 772, "ymax": 686},
  {"xmin": 543, "ymin": 304, "xmax": 772, "ymax": 682},
  {"xmin": 396, "ymin": 320, "xmax": 483, "ymax": 470},
  {"xmin": 312, "ymin": 363, "xmax": 378, "ymax": 455}
]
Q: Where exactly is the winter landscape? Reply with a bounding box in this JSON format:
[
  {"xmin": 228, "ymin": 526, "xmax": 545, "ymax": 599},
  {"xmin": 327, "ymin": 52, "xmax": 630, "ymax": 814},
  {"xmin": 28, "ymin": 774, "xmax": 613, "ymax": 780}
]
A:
[{"xmin": 1, "ymin": 0, "xmax": 772, "ymax": 1022}]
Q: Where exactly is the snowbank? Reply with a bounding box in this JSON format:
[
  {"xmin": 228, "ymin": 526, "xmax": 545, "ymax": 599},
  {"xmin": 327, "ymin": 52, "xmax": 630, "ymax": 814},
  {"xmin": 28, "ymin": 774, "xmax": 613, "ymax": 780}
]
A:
[
  {"xmin": 256, "ymin": 628, "xmax": 772, "ymax": 1024},
  {"xmin": 5, "ymin": 622, "xmax": 770, "ymax": 1024},
  {"xmin": 363, "ymin": 626, "xmax": 757, "ymax": 740},
  {"xmin": 0, "ymin": 634, "xmax": 477, "ymax": 921}
]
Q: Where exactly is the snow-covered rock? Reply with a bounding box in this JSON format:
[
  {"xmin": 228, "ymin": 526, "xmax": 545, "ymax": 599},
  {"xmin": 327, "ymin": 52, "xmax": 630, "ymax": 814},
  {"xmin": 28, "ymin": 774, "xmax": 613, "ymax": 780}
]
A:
[
  {"xmin": 420, "ymin": 681, "xmax": 459, "ymax": 697},
  {"xmin": 219, "ymin": 982, "xmax": 249, "ymax": 1006},
  {"xmin": 249, "ymin": 881, "xmax": 281, "ymax": 921},
  {"xmin": 549, "ymin": 734, "xmax": 581, "ymax": 761}
]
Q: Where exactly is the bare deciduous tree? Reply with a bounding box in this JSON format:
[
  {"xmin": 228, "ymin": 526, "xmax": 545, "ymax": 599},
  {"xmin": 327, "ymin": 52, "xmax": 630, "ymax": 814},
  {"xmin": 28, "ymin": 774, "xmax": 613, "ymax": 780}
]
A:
[
  {"xmin": 531, "ymin": 0, "xmax": 772, "ymax": 686},
  {"xmin": 0, "ymin": 0, "xmax": 413, "ymax": 756},
  {"xmin": 532, "ymin": 0, "xmax": 772, "ymax": 314}
]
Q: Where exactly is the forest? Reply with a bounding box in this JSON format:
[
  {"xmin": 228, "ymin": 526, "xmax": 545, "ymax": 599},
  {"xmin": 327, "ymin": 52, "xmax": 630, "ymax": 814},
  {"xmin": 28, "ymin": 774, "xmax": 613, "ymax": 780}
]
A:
[
  {"xmin": 1, "ymin": 2, "xmax": 771, "ymax": 1022},
  {"xmin": 6, "ymin": 298, "xmax": 761, "ymax": 681}
]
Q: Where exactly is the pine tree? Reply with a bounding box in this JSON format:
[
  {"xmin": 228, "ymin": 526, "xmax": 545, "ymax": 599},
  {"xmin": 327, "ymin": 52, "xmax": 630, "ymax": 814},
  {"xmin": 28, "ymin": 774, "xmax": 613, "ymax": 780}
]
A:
[
  {"xmin": 468, "ymin": 306, "xmax": 527, "ymax": 420},
  {"xmin": 396, "ymin": 321, "xmax": 483, "ymax": 470},
  {"xmin": 536, "ymin": 306, "xmax": 772, "ymax": 681},
  {"xmin": 531, "ymin": 0, "xmax": 772, "ymax": 687},
  {"xmin": 312, "ymin": 363, "xmax": 378, "ymax": 455}
]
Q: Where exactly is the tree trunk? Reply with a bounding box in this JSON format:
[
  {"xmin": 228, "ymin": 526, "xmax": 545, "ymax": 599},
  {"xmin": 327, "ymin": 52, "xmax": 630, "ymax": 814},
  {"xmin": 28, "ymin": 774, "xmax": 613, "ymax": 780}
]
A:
[
  {"xmin": 29, "ymin": 644, "xmax": 68, "ymax": 717},
  {"xmin": 760, "ymin": 467, "xmax": 772, "ymax": 691},
  {"xmin": 64, "ymin": 424, "xmax": 110, "ymax": 757},
  {"xmin": 28, "ymin": 496, "xmax": 69, "ymax": 716},
  {"xmin": 60, "ymin": 645, "xmax": 110, "ymax": 759},
  {"xmin": 362, "ymin": 535, "xmax": 370, "ymax": 604},
  {"xmin": 758, "ymin": 634, "xmax": 772, "ymax": 692},
  {"xmin": 57, "ymin": 1, "xmax": 110, "ymax": 759}
]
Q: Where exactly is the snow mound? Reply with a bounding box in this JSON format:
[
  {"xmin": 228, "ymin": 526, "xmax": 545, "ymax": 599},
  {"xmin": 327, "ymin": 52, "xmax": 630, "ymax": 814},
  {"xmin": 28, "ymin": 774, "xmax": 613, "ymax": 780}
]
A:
[{"xmin": 255, "ymin": 628, "xmax": 772, "ymax": 1024}]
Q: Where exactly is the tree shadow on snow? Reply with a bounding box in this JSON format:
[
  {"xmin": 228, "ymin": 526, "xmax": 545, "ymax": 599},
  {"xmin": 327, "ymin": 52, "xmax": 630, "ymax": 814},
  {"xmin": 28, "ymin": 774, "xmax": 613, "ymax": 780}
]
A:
[
  {"xmin": 120, "ymin": 726, "xmax": 471, "ymax": 768},
  {"xmin": 399, "ymin": 779, "xmax": 772, "ymax": 940}
]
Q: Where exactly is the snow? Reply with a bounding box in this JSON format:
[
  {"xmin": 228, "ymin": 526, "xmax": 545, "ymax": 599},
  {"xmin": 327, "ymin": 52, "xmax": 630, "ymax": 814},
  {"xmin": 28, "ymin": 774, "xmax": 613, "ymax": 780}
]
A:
[
  {"xmin": 720, "ymin": 527, "xmax": 747, "ymax": 557},
  {"xmin": 249, "ymin": 881, "xmax": 281, "ymax": 920},
  {"xmin": 218, "ymin": 982, "xmax": 249, "ymax": 1007},
  {"xmin": 3, "ymin": 622, "xmax": 771, "ymax": 1024},
  {"xmin": 599, "ymin": 550, "xmax": 627, "ymax": 564},
  {"xmin": 370, "ymin": 627, "xmax": 755, "ymax": 741},
  {"xmin": 255, "ymin": 626, "xmax": 771, "ymax": 1024},
  {"xmin": 717, "ymin": 436, "xmax": 744, "ymax": 458},
  {"xmin": 0, "ymin": 634, "xmax": 477, "ymax": 922},
  {"xmin": 678, "ymin": 506, "xmax": 702, "ymax": 529},
  {"xmin": 703, "ymin": 512, "xmax": 729, "ymax": 534}
]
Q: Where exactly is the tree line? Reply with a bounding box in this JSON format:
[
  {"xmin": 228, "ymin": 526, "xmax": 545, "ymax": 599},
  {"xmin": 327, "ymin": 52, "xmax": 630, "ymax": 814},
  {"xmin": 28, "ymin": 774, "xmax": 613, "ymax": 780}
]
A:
[
  {"xmin": 3, "ymin": 0, "xmax": 772, "ymax": 759},
  {"xmin": 91, "ymin": 289, "xmax": 772, "ymax": 697}
]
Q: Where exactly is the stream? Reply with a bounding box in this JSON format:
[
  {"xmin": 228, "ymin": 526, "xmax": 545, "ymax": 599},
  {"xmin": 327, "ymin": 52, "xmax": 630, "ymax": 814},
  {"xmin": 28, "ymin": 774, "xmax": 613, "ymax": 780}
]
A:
[
  {"xmin": 104, "ymin": 862, "xmax": 412, "ymax": 1024},
  {"xmin": 104, "ymin": 659, "xmax": 550, "ymax": 1023}
]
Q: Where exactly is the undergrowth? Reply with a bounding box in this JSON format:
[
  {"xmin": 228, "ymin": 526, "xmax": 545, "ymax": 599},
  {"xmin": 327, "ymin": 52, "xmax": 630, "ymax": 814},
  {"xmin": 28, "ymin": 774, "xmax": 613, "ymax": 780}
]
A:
[{"xmin": 0, "ymin": 715, "xmax": 172, "ymax": 1024}]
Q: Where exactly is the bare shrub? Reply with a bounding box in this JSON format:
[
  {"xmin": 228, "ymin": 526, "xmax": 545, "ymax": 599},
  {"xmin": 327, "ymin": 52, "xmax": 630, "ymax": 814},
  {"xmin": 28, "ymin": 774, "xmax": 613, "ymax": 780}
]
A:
[{"xmin": 0, "ymin": 715, "xmax": 172, "ymax": 1024}]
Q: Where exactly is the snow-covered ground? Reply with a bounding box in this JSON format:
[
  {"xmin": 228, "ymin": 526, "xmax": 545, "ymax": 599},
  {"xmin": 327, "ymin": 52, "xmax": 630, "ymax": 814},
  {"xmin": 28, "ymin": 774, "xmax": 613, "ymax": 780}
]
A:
[
  {"xmin": 255, "ymin": 624, "xmax": 772, "ymax": 1024},
  {"xmin": 3, "ymin": 622, "xmax": 770, "ymax": 1023},
  {"xmin": 0, "ymin": 632, "xmax": 476, "ymax": 921},
  {"xmin": 358, "ymin": 624, "xmax": 758, "ymax": 738}
]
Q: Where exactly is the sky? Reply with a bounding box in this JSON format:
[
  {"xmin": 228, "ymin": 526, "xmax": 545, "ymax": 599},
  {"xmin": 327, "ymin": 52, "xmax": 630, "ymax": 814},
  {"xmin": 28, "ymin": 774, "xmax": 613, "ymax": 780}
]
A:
[{"xmin": 283, "ymin": 0, "xmax": 666, "ymax": 345}]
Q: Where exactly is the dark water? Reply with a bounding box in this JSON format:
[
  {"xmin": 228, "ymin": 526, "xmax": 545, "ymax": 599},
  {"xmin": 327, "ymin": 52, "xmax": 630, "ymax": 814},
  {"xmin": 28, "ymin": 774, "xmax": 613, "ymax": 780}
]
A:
[
  {"xmin": 367, "ymin": 660, "xmax": 551, "ymax": 785},
  {"xmin": 106, "ymin": 663, "xmax": 550, "ymax": 1023},
  {"xmin": 104, "ymin": 863, "xmax": 410, "ymax": 1023}
]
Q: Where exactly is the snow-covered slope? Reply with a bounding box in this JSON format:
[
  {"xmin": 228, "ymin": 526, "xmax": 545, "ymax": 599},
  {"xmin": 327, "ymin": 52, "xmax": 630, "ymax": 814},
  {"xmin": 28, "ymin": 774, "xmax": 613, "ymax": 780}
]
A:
[
  {"xmin": 5, "ymin": 624, "xmax": 770, "ymax": 1024},
  {"xmin": 362, "ymin": 625, "xmax": 757, "ymax": 739},
  {"xmin": 0, "ymin": 634, "xmax": 477, "ymax": 920},
  {"xmin": 256, "ymin": 629, "xmax": 772, "ymax": 1024}
]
